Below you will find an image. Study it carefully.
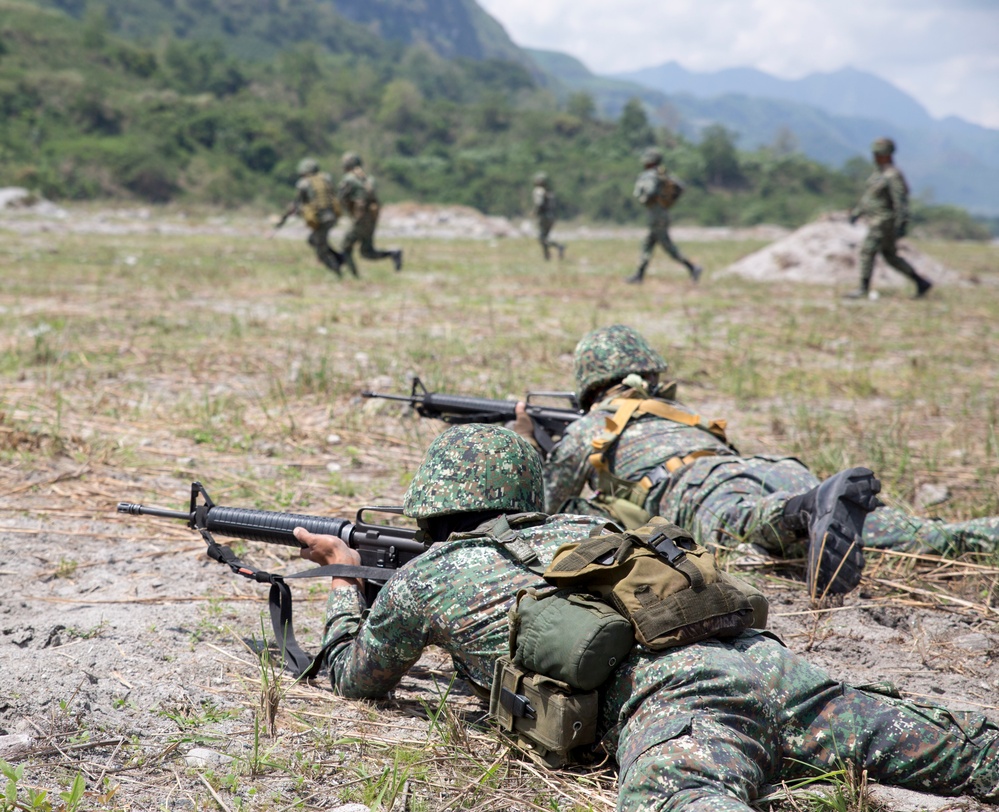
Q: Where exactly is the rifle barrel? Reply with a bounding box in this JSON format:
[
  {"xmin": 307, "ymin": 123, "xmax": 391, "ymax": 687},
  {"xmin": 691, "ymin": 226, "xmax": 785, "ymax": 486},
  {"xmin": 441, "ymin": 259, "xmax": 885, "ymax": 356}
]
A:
[{"xmin": 117, "ymin": 502, "xmax": 191, "ymax": 522}]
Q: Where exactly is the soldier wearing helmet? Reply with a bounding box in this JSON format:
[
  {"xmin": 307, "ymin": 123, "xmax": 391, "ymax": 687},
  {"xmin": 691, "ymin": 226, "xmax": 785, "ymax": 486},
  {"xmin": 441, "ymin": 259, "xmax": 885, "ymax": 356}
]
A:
[
  {"xmin": 295, "ymin": 423, "xmax": 999, "ymax": 810},
  {"xmin": 336, "ymin": 151, "xmax": 403, "ymax": 277},
  {"xmin": 273, "ymin": 157, "xmax": 345, "ymax": 276},
  {"xmin": 627, "ymin": 147, "xmax": 701, "ymax": 284},
  {"xmin": 293, "ymin": 423, "xmax": 607, "ymax": 697},
  {"xmin": 531, "ymin": 171, "xmax": 566, "ymax": 261},
  {"xmin": 520, "ymin": 324, "xmax": 999, "ymax": 596},
  {"xmin": 846, "ymin": 137, "xmax": 932, "ymax": 299}
]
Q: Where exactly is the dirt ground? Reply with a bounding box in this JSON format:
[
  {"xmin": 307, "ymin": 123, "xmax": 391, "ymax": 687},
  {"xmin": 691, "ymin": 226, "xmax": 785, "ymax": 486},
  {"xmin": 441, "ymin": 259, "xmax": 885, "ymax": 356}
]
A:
[{"xmin": 1, "ymin": 198, "xmax": 997, "ymax": 811}]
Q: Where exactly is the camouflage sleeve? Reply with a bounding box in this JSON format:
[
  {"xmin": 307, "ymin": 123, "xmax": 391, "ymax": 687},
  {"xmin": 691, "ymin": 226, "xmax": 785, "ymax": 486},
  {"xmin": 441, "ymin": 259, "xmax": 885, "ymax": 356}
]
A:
[
  {"xmin": 531, "ymin": 186, "xmax": 545, "ymax": 216},
  {"xmin": 543, "ymin": 418, "xmax": 596, "ymax": 513},
  {"xmin": 633, "ymin": 172, "xmax": 654, "ymax": 205},
  {"xmin": 887, "ymin": 170, "xmax": 909, "ymax": 232},
  {"xmin": 323, "ymin": 569, "xmax": 431, "ymax": 699}
]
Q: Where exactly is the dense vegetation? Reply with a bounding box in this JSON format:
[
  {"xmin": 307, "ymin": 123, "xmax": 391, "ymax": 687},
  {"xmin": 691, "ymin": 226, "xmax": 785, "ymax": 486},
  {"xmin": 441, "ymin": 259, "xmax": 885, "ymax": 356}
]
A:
[{"xmin": 0, "ymin": 0, "xmax": 990, "ymax": 236}]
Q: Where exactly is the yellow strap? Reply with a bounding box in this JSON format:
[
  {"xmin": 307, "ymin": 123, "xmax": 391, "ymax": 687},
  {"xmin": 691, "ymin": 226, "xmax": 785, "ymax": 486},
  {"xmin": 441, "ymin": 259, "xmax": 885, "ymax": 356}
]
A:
[{"xmin": 664, "ymin": 449, "xmax": 719, "ymax": 473}]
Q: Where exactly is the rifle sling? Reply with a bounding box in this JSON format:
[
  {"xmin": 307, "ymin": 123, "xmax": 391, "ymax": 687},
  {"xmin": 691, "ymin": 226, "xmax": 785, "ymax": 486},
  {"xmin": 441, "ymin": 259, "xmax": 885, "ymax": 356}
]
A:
[{"xmin": 200, "ymin": 528, "xmax": 392, "ymax": 679}]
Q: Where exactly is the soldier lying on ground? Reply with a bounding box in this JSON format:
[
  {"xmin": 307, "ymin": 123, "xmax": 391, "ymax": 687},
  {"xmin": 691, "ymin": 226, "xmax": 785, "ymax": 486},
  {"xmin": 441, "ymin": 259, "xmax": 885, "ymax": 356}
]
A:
[
  {"xmin": 295, "ymin": 424, "xmax": 999, "ymax": 811},
  {"xmin": 512, "ymin": 325, "xmax": 998, "ymax": 596}
]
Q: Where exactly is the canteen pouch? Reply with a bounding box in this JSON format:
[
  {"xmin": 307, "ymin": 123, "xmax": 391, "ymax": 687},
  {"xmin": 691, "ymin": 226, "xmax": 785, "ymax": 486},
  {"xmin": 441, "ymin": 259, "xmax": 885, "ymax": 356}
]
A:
[
  {"xmin": 489, "ymin": 656, "xmax": 599, "ymax": 769},
  {"xmin": 510, "ymin": 588, "xmax": 634, "ymax": 691},
  {"xmin": 545, "ymin": 517, "xmax": 764, "ymax": 650}
]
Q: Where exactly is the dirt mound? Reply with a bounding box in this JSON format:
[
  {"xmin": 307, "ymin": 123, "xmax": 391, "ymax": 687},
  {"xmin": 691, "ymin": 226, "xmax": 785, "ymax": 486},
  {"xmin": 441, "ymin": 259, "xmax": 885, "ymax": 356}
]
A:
[{"xmin": 718, "ymin": 214, "xmax": 962, "ymax": 289}]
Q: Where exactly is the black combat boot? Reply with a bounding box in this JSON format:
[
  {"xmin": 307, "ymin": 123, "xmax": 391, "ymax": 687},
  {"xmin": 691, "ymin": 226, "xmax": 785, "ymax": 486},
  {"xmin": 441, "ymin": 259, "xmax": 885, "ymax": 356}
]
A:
[
  {"xmin": 782, "ymin": 467, "xmax": 882, "ymax": 598},
  {"xmin": 626, "ymin": 264, "xmax": 647, "ymax": 284},
  {"xmin": 392, "ymin": 250, "xmax": 404, "ymax": 272},
  {"xmin": 914, "ymin": 276, "xmax": 932, "ymax": 298},
  {"xmin": 687, "ymin": 262, "xmax": 702, "ymax": 283}
]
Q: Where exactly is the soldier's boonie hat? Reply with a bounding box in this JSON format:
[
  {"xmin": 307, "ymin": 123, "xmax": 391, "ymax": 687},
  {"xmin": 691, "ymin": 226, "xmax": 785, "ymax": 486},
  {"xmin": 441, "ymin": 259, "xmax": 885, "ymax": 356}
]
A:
[
  {"xmin": 641, "ymin": 147, "xmax": 663, "ymax": 166},
  {"xmin": 342, "ymin": 151, "xmax": 363, "ymax": 170},
  {"xmin": 297, "ymin": 157, "xmax": 319, "ymax": 176},
  {"xmin": 574, "ymin": 325, "xmax": 668, "ymax": 410},
  {"xmin": 533, "ymin": 171, "xmax": 549, "ymax": 187},
  {"xmin": 871, "ymin": 137, "xmax": 895, "ymax": 157},
  {"xmin": 403, "ymin": 425, "xmax": 544, "ymax": 520}
]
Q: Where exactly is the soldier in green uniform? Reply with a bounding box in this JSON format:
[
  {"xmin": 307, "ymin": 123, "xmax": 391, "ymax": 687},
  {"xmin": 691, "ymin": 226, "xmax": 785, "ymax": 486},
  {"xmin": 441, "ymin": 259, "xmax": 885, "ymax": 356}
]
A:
[
  {"xmin": 531, "ymin": 172, "xmax": 566, "ymax": 261},
  {"xmin": 274, "ymin": 157, "xmax": 345, "ymax": 276},
  {"xmin": 337, "ymin": 152, "xmax": 403, "ymax": 279},
  {"xmin": 847, "ymin": 137, "xmax": 932, "ymax": 299},
  {"xmin": 627, "ymin": 147, "xmax": 701, "ymax": 285},
  {"xmin": 295, "ymin": 423, "xmax": 999, "ymax": 811},
  {"xmin": 519, "ymin": 325, "xmax": 999, "ymax": 594}
]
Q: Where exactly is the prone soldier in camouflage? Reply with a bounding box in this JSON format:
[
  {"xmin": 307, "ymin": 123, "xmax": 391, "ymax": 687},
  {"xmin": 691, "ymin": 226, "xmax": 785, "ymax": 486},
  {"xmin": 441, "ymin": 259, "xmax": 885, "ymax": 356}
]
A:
[
  {"xmin": 294, "ymin": 423, "xmax": 999, "ymax": 810},
  {"xmin": 847, "ymin": 137, "xmax": 932, "ymax": 299},
  {"xmin": 336, "ymin": 152, "xmax": 403, "ymax": 278},
  {"xmin": 627, "ymin": 147, "xmax": 701, "ymax": 285},
  {"xmin": 535, "ymin": 325, "xmax": 998, "ymax": 592},
  {"xmin": 531, "ymin": 172, "xmax": 566, "ymax": 261},
  {"xmin": 275, "ymin": 157, "xmax": 345, "ymax": 276}
]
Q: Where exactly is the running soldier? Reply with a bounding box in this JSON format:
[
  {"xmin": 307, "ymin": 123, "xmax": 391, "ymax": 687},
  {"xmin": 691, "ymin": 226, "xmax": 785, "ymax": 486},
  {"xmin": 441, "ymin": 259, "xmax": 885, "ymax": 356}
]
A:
[
  {"xmin": 337, "ymin": 152, "xmax": 402, "ymax": 278},
  {"xmin": 274, "ymin": 157, "xmax": 344, "ymax": 276},
  {"xmin": 531, "ymin": 172, "xmax": 566, "ymax": 261}
]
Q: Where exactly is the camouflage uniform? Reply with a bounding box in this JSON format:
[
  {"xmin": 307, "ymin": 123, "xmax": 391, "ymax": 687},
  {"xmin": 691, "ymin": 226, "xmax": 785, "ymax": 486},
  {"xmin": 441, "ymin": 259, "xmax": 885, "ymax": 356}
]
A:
[
  {"xmin": 849, "ymin": 138, "xmax": 931, "ymax": 298},
  {"xmin": 629, "ymin": 148, "xmax": 700, "ymax": 284},
  {"xmin": 545, "ymin": 324, "xmax": 999, "ymax": 559},
  {"xmin": 532, "ymin": 173, "xmax": 565, "ymax": 261},
  {"xmin": 287, "ymin": 158, "xmax": 344, "ymax": 275},
  {"xmin": 319, "ymin": 425, "xmax": 999, "ymax": 810},
  {"xmin": 337, "ymin": 152, "xmax": 402, "ymax": 278}
]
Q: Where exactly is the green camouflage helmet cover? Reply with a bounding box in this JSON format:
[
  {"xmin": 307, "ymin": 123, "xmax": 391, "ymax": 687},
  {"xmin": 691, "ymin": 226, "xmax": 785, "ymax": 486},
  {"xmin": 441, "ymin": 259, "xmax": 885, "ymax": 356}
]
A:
[
  {"xmin": 403, "ymin": 425, "xmax": 544, "ymax": 520},
  {"xmin": 641, "ymin": 147, "xmax": 663, "ymax": 167},
  {"xmin": 871, "ymin": 137, "xmax": 896, "ymax": 157},
  {"xmin": 574, "ymin": 324, "xmax": 669, "ymax": 410},
  {"xmin": 342, "ymin": 151, "xmax": 363, "ymax": 171},
  {"xmin": 297, "ymin": 157, "xmax": 319, "ymax": 176},
  {"xmin": 533, "ymin": 171, "xmax": 550, "ymax": 187}
]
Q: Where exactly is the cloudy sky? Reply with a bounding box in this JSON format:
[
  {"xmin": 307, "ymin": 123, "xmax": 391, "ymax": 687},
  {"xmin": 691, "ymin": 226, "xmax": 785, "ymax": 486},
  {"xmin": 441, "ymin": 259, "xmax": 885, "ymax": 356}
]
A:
[{"xmin": 476, "ymin": 0, "xmax": 999, "ymax": 130}]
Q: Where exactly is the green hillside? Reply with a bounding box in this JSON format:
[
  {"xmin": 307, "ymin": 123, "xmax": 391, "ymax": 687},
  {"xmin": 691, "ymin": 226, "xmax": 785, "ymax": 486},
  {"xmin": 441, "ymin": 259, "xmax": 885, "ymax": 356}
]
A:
[{"xmin": 0, "ymin": 0, "xmax": 987, "ymax": 236}]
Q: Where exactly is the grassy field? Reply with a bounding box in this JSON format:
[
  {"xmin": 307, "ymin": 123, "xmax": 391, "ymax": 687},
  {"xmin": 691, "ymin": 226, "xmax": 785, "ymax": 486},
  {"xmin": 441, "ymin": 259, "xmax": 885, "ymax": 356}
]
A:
[{"xmin": 1, "ymin": 213, "xmax": 997, "ymax": 811}]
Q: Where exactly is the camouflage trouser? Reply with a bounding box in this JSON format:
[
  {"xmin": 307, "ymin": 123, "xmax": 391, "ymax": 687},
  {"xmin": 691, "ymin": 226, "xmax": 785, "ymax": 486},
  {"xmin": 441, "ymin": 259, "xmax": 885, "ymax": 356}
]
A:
[
  {"xmin": 307, "ymin": 221, "xmax": 341, "ymax": 273},
  {"xmin": 341, "ymin": 214, "xmax": 394, "ymax": 276},
  {"xmin": 859, "ymin": 223, "xmax": 922, "ymax": 290},
  {"xmin": 639, "ymin": 222, "xmax": 689, "ymax": 269},
  {"xmin": 609, "ymin": 632, "xmax": 999, "ymax": 811},
  {"xmin": 537, "ymin": 216, "xmax": 563, "ymax": 259},
  {"xmin": 656, "ymin": 456, "xmax": 999, "ymax": 557}
]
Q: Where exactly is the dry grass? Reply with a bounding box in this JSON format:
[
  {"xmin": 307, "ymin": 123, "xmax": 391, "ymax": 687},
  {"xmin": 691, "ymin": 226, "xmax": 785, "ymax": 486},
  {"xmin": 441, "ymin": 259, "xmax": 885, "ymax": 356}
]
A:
[{"xmin": 1, "ymin": 210, "xmax": 997, "ymax": 811}]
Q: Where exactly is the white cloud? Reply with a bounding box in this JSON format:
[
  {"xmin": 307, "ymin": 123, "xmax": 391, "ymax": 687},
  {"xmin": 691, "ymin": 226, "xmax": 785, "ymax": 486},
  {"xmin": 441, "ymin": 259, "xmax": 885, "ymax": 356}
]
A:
[{"xmin": 477, "ymin": 0, "xmax": 999, "ymax": 128}]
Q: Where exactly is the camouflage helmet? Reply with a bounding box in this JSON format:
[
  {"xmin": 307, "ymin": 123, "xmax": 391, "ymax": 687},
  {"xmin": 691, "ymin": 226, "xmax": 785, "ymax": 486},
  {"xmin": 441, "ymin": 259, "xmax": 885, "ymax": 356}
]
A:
[
  {"xmin": 533, "ymin": 171, "xmax": 550, "ymax": 188},
  {"xmin": 403, "ymin": 425, "xmax": 544, "ymax": 520},
  {"xmin": 342, "ymin": 151, "xmax": 363, "ymax": 171},
  {"xmin": 573, "ymin": 324, "xmax": 668, "ymax": 410},
  {"xmin": 297, "ymin": 157, "xmax": 319, "ymax": 176},
  {"xmin": 641, "ymin": 147, "xmax": 663, "ymax": 167},
  {"xmin": 871, "ymin": 137, "xmax": 895, "ymax": 157}
]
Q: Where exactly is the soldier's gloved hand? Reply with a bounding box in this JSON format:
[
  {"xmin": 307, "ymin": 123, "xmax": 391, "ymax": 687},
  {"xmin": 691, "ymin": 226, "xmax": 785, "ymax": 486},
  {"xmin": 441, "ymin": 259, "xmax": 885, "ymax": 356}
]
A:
[
  {"xmin": 295, "ymin": 526, "xmax": 363, "ymax": 591},
  {"xmin": 509, "ymin": 402, "xmax": 541, "ymax": 450},
  {"xmin": 848, "ymin": 212, "xmax": 859, "ymax": 226}
]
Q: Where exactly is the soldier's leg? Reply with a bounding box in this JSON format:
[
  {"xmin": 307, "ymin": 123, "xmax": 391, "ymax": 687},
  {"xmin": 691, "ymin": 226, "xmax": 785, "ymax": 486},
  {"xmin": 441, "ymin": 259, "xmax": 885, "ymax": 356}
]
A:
[
  {"xmin": 538, "ymin": 220, "xmax": 552, "ymax": 260},
  {"xmin": 781, "ymin": 682, "xmax": 999, "ymax": 802},
  {"xmin": 846, "ymin": 227, "xmax": 879, "ymax": 297},
  {"xmin": 862, "ymin": 508, "xmax": 999, "ymax": 556},
  {"xmin": 312, "ymin": 223, "xmax": 343, "ymax": 276},
  {"xmin": 357, "ymin": 219, "xmax": 402, "ymax": 270},
  {"xmin": 626, "ymin": 231, "xmax": 656, "ymax": 283},
  {"xmin": 657, "ymin": 229, "xmax": 701, "ymax": 282},
  {"xmin": 881, "ymin": 236, "xmax": 932, "ymax": 296},
  {"xmin": 340, "ymin": 227, "xmax": 360, "ymax": 278}
]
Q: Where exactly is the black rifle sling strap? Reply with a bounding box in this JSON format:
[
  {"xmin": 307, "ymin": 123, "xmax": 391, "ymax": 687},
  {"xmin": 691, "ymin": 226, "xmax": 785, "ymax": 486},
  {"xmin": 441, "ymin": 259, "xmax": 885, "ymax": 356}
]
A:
[{"xmin": 199, "ymin": 528, "xmax": 393, "ymax": 679}]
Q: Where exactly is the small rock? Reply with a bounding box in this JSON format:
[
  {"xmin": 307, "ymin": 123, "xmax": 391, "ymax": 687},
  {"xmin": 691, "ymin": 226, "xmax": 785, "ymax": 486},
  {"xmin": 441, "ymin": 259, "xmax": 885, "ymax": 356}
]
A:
[
  {"xmin": 330, "ymin": 805, "xmax": 372, "ymax": 812},
  {"xmin": 184, "ymin": 747, "xmax": 233, "ymax": 768},
  {"xmin": 0, "ymin": 733, "xmax": 34, "ymax": 758},
  {"xmin": 916, "ymin": 483, "xmax": 950, "ymax": 509}
]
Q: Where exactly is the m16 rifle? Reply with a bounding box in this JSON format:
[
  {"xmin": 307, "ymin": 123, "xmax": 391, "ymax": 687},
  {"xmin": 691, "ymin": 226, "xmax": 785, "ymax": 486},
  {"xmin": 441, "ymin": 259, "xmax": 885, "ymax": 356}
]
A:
[
  {"xmin": 361, "ymin": 377, "xmax": 583, "ymax": 458},
  {"xmin": 118, "ymin": 481, "xmax": 425, "ymax": 677}
]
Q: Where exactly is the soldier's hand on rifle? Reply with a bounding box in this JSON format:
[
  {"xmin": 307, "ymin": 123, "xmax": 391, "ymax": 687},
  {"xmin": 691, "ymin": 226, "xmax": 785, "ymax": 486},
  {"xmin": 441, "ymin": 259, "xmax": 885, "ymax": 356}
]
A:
[
  {"xmin": 510, "ymin": 402, "xmax": 540, "ymax": 450},
  {"xmin": 295, "ymin": 527, "xmax": 363, "ymax": 591}
]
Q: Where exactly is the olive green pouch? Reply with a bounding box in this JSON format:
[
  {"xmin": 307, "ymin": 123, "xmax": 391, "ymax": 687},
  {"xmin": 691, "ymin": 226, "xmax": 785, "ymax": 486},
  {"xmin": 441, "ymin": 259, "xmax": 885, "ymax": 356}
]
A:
[
  {"xmin": 510, "ymin": 588, "xmax": 634, "ymax": 691},
  {"xmin": 489, "ymin": 656, "xmax": 599, "ymax": 769}
]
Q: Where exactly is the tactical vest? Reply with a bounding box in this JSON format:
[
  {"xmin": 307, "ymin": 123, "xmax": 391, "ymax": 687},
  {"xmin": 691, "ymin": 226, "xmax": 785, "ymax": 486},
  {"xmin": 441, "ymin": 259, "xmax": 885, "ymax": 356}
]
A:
[
  {"xmin": 301, "ymin": 174, "xmax": 338, "ymax": 229},
  {"xmin": 573, "ymin": 389, "xmax": 731, "ymax": 530},
  {"xmin": 345, "ymin": 169, "xmax": 379, "ymax": 220},
  {"xmin": 653, "ymin": 166, "xmax": 683, "ymax": 209}
]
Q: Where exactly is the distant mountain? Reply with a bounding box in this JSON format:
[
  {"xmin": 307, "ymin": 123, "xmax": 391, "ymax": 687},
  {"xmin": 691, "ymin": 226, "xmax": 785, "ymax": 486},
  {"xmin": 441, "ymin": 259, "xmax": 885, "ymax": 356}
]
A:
[
  {"xmin": 618, "ymin": 62, "xmax": 933, "ymax": 128},
  {"xmin": 540, "ymin": 54, "xmax": 999, "ymax": 215}
]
